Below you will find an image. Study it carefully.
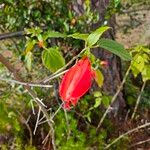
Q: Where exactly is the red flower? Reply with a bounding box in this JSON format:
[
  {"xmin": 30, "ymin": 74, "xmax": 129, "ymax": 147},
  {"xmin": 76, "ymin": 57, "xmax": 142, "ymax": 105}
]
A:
[{"xmin": 59, "ymin": 57, "xmax": 94, "ymax": 109}]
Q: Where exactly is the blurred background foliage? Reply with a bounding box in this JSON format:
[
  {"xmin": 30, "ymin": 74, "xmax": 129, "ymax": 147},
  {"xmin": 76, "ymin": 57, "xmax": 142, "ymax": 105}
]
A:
[{"xmin": 0, "ymin": 0, "xmax": 150, "ymax": 149}]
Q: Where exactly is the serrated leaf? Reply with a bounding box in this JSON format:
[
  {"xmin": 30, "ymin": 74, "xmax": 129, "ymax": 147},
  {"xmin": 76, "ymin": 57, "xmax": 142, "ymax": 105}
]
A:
[
  {"xmin": 94, "ymin": 97, "xmax": 102, "ymax": 108},
  {"xmin": 43, "ymin": 31, "xmax": 66, "ymax": 40},
  {"xmin": 98, "ymin": 38, "xmax": 132, "ymax": 61},
  {"xmin": 87, "ymin": 26, "xmax": 110, "ymax": 46},
  {"xmin": 68, "ymin": 33, "xmax": 88, "ymax": 41},
  {"xmin": 42, "ymin": 47, "xmax": 65, "ymax": 72},
  {"xmin": 94, "ymin": 69, "xmax": 104, "ymax": 87}
]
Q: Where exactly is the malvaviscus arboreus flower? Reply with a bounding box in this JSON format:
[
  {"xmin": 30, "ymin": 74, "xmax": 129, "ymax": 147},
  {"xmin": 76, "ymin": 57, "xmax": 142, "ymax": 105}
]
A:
[{"xmin": 59, "ymin": 57, "xmax": 95, "ymax": 109}]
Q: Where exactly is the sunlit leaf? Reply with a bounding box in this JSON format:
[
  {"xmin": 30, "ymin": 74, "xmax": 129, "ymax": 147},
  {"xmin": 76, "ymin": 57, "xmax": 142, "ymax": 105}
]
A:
[
  {"xmin": 87, "ymin": 26, "xmax": 110, "ymax": 46},
  {"xmin": 94, "ymin": 97, "xmax": 102, "ymax": 108},
  {"xmin": 94, "ymin": 69, "xmax": 104, "ymax": 87},
  {"xmin": 68, "ymin": 33, "xmax": 88, "ymax": 41},
  {"xmin": 142, "ymin": 65, "xmax": 150, "ymax": 81},
  {"xmin": 25, "ymin": 39, "xmax": 36, "ymax": 54},
  {"xmin": 43, "ymin": 31, "xmax": 66, "ymax": 40}
]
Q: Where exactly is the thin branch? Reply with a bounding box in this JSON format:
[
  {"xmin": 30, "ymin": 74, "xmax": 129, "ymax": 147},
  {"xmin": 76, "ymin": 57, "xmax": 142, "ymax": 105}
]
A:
[
  {"xmin": 33, "ymin": 107, "xmax": 41, "ymax": 135},
  {"xmin": 130, "ymin": 138, "xmax": 150, "ymax": 147},
  {"xmin": 64, "ymin": 109, "xmax": 71, "ymax": 140},
  {"xmin": 0, "ymin": 26, "xmax": 47, "ymax": 40},
  {"xmin": 0, "ymin": 30, "xmax": 24, "ymax": 40},
  {"xmin": 0, "ymin": 76, "xmax": 53, "ymax": 88},
  {"xmin": 30, "ymin": 100, "xmax": 35, "ymax": 115},
  {"xmin": 104, "ymin": 122, "xmax": 150, "ymax": 149},
  {"xmin": 39, "ymin": 103, "xmax": 63, "ymax": 125},
  {"xmin": 17, "ymin": 111, "xmax": 33, "ymax": 145},
  {"xmin": 131, "ymin": 81, "xmax": 146, "ymax": 120},
  {"xmin": 96, "ymin": 65, "xmax": 131, "ymax": 131}
]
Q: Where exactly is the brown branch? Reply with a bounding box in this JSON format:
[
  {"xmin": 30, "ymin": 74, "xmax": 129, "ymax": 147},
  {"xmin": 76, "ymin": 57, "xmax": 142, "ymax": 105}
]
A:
[
  {"xmin": 0, "ymin": 54, "xmax": 56, "ymax": 150},
  {"xmin": 0, "ymin": 31, "xmax": 24, "ymax": 40},
  {"xmin": 0, "ymin": 26, "xmax": 47, "ymax": 40}
]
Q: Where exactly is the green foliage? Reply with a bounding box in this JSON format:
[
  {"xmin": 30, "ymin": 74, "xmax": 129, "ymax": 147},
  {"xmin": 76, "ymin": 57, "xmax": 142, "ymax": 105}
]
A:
[
  {"xmin": 87, "ymin": 26, "xmax": 110, "ymax": 47},
  {"xmin": 131, "ymin": 46, "xmax": 150, "ymax": 81},
  {"xmin": 68, "ymin": 33, "xmax": 88, "ymax": 41},
  {"xmin": 55, "ymin": 111, "xmax": 86, "ymax": 149},
  {"xmin": 94, "ymin": 69, "xmax": 104, "ymax": 88},
  {"xmin": 42, "ymin": 47, "xmax": 65, "ymax": 73},
  {"xmin": 98, "ymin": 38, "xmax": 132, "ymax": 61}
]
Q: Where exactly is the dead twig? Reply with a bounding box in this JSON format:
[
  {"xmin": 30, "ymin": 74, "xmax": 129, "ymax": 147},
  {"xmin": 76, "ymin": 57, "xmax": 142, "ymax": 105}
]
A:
[
  {"xmin": 96, "ymin": 65, "xmax": 131, "ymax": 131},
  {"xmin": 131, "ymin": 81, "xmax": 146, "ymax": 120},
  {"xmin": 104, "ymin": 122, "xmax": 150, "ymax": 149}
]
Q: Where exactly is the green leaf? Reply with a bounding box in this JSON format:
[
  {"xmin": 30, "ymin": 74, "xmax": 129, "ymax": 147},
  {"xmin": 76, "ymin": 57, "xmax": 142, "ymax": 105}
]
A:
[
  {"xmin": 42, "ymin": 47, "xmax": 65, "ymax": 72},
  {"xmin": 93, "ymin": 91, "xmax": 102, "ymax": 97},
  {"xmin": 87, "ymin": 26, "xmax": 110, "ymax": 46},
  {"xmin": 25, "ymin": 27, "xmax": 42, "ymax": 37},
  {"xmin": 25, "ymin": 39, "xmax": 36, "ymax": 54},
  {"xmin": 102, "ymin": 96, "xmax": 111, "ymax": 107},
  {"xmin": 94, "ymin": 69, "xmax": 104, "ymax": 87},
  {"xmin": 43, "ymin": 31, "xmax": 66, "ymax": 40},
  {"xmin": 86, "ymin": 112, "xmax": 91, "ymax": 122},
  {"xmin": 141, "ymin": 65, "xmax": 150, "ymax": 81},
  {"xmin": 68, "ymin": 33, "xmax": 88, "ymax": 41},
  {"xmin": 94, "ymin": 97, "xmax": 102, "ymax": 108},
  {"xmin": 131, "ymin": 55, "xmax": 145, "ymax": 72},
  {"xmin": 98, "ymin": 38, "xmax": 132, "ymax": 61},
  {"xmin": 25, "ymin": 52, "xmax": 32, "ymax": 71}
]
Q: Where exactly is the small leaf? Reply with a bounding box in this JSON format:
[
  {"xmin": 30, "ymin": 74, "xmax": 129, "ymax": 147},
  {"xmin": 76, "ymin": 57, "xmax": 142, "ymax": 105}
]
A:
[
  {"xmin": 102, "ymin": 96, "xmax": 111, "ymax": 107},
  {"xmin": 25, "ymin": 52, "xmax": 32, "ymax": 71},
  {"xmin": 43, "ymin": 31, "xmax": 66, "ymax": 40},
  {"xmin": 141, "ymin": 65, "xmax": 150, "ymax": 81},
  {"xmin": 94, "ymin": 69, "xmax": 104, "ymax": 87},
  {"xmin": 68, "ymin": 33, "xmax": 88, "ymax": 41},
  {"xmin": 86, "ymin": 112, "xmax": 91, "ymax": 122},
  {"xmin": 87, "ymin": 26, "xmax": 110, "ymax": 46},
  {"xmin": 42, "ymin": 47, "xmax": 65, "ymax": 72},
  {"xmin": 98, "ymin": 38, "xmax": 132, "ymax": 61},
  {"xmin": 94, "ymin": 97, "xmax": 102, "ymax": 108},
  {"xmin": 25, "ymin": 39, "xmax": 36, "ymax": 54},
  {"xmin": 93, "ymin": 91, "xmax": 102, "ymax": 97}
]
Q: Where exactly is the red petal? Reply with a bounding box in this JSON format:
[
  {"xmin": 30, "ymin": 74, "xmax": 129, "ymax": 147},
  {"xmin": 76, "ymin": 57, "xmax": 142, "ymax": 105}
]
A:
[{"xmin": 59, "ymin": 57, "xmax": 93, "ymax": 107}]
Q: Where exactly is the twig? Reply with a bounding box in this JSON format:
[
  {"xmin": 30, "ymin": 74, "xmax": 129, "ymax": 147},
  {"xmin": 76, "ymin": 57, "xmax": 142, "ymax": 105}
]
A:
[
  {"xmin": 39, "ymin": 103, "xmax": 63, "ymax": 125},
  {"xmin": 33, "ymin": 107, "xmax": 41, "ymax": 135},
  {"xmin": 17, "ymin": 111, "xmax": 33, "ymax": 145},
  {"xmin": 42, "ymin": 130, "xmax": 51, "ymax": 145},
  {"xmin": 0, "ymin": 76, "xmax": 53, "ymax": 88},
  {"xmin": 30, "ymin": 100, "xmax": 35, "ymax": 115},
  {"xmin": 43, "ymin": 69, "xmax": 68, "ymax": 83},
  {"xmin": 0, "ymin": 26, "xmax": 47, "ymax": 40},
  {"xmin": 64, "ymin": 109, "xmax": 71, "ymax": 139},
  {"xmin": 104, "ymin": 122, "xmax": 150, "ymax": 149},
  {"xmin": 131, "ymin": 81, "xmax": 146, "ymax": 120},
  {"xmin": 0, "ymin": 54, "xmax": 56, "ymax": 150},
  {"xmin": 130, "ymin": 138, "xmax": 150, "ymax": 147},
  {"xmin": 96, "ymin": 65, "xmax": 131, "ymax": 131}
]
